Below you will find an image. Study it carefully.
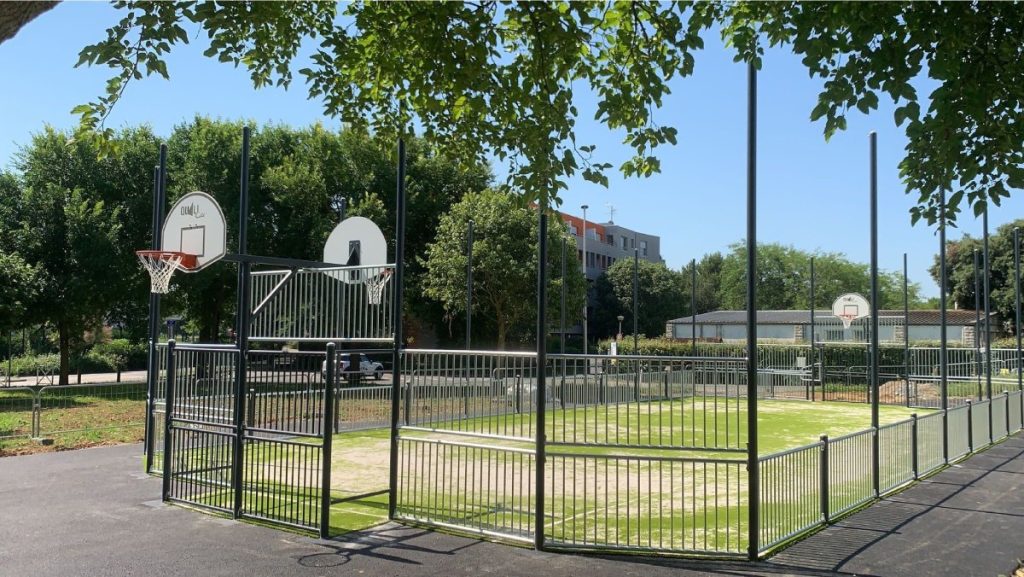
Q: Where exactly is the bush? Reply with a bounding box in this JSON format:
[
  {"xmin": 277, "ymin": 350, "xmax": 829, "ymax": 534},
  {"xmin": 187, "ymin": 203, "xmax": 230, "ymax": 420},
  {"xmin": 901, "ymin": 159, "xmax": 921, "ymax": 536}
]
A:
[{"xmin": 2, "ymin": 353, "xmax": 60, "ymax": 377}]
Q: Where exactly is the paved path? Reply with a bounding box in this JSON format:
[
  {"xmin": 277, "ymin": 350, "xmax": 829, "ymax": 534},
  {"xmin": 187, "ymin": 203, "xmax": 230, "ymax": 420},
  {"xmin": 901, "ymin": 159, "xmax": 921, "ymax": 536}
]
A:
[
  {"xmin": 1, "ymin": 435, "xmax": 1022, "ymax": 577},
  {"xmin": 3, "ymin": 369, "xmax": 147, "ymax": 387}
]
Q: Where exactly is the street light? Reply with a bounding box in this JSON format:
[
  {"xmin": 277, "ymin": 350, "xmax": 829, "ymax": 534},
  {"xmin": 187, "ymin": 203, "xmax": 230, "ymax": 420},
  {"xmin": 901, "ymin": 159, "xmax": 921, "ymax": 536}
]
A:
[
  {"xmin": 581, "ymin": 204, "xmax": 589, "ymax": 355},
  {"xmin": 617, "ymin": 314, "xmax": 624, "ymax": 341}
]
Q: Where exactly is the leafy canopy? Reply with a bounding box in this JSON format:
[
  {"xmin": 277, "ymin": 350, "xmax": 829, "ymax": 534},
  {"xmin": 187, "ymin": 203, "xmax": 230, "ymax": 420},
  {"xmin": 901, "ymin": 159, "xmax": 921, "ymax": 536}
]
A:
[
  {"xmin": 420, "ymin": 189, "xmax": 586, "ymax": 349},
  {"xmin": 70, "ymin": 2, "xmax": 1024, "ymax": 222},
  {"xmin": 929, "ymin": 220, "xmax": 1024, "ymax": 333}
]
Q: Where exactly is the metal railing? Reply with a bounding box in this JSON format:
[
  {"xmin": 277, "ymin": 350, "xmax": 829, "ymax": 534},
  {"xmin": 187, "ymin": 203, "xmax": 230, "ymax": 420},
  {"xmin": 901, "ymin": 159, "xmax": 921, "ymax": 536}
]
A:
[
  {"xmin": 249, "ymin": 264, "xmax": 395, "ymax": 343},
  {"xmin": 757, "ymin": 395, "xmax": 1024, "ymax": 554}
]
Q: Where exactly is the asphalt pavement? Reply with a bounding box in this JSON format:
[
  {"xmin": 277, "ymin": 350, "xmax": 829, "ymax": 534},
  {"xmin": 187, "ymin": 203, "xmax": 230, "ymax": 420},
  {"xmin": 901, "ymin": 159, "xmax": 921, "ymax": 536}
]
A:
[{"xmin": 1, "ymin": 435, "xmax": 1022, "ymax": 577}]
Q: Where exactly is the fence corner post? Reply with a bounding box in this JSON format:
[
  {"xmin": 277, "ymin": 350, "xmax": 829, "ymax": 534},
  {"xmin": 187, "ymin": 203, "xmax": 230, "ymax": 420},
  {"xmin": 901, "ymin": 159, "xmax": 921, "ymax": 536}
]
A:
[
  {"xmin": 911, "ymin": 413, "xmax": 919, "ymax": 480},
  {"xmin": 321, "ymin": 342, "xmax": 336, "ymax": 539},
  {"xmin": 966, "ymin": 399, "xmax": 974, "ymax": 452},
  {"xmin": 820, "ymin": 434, "xmax": 830, "ymax": 524},
  {"xmin": 1005, "ymin": 391, "xmax": 1011, "ymax": 437}
]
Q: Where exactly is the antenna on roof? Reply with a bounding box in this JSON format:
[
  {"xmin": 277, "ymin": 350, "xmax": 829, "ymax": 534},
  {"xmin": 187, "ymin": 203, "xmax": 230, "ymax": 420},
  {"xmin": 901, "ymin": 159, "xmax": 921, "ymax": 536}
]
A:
[{"xmin": 606, "ymin": 203, "xmax": 615, "ymax": 224}]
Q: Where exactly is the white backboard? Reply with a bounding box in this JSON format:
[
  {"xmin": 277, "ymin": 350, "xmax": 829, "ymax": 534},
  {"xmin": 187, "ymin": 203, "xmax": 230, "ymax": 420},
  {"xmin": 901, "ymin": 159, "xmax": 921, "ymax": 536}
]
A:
[
  {"xmin": 161, "ymin": 191, "xmax": 227, "ymax": 272},
  {"xmin": 323, "ymin": 216, "xmax": 388, "ymax": 284},
  {"xmin": 832, "ymin": 293, "xmax": 871, "ymax": 329}
]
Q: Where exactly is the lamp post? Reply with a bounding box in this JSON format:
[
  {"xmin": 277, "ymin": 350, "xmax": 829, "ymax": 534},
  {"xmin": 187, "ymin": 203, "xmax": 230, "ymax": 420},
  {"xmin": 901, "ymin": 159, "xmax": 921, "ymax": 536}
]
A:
[
  {"xmin": 617, "ymin": 315, "xmax": 624, "ymax": 341},
  {"xmin": 581, "ymin": 204, "xmax": 589, "ymax": 355}
]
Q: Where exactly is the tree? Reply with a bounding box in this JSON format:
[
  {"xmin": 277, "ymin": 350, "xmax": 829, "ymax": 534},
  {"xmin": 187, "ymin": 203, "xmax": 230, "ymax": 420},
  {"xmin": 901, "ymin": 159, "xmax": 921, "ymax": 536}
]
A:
[
  {"xmin": 14, "ymin": 126, "xmax": 161, "ymax": 340},
  {"xmin": 0, "ymin": 253, "xmax": 38, "ymax": 334},
  {"xmin": 592, "ymin": 259, "xmax": 685, "ymax": 340},
  {"xmin": 679, "ymin": 253, "xmax": 725, "ymax": 316},
  {"xmin": 5, "ymin": 183, "xmax": 122, "ymax": 385},
  {"xmin": 420, "ymin": 190, "xmax": 586, "ymax": 349},
  {"xmin": 929, "ymin": 219, "xmax": 1024, "ymax": 334},
  {"xmin": 718, "ymin": 242, "xmax": 921, "ymax": 311},
  {"xmin": 14, "ymin": 1, "xmax": 1012, "ymax": 224},
  {"xmin": 0, "ymin": 2, "xmax": 56, "ymax": 45}
]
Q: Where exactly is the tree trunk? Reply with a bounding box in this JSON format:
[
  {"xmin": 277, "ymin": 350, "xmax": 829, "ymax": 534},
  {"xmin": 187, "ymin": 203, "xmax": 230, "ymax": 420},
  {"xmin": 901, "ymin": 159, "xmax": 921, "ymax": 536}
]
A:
[
  {"xmin": 0, "ymin": 2, "xmax": 59, "ymax": 45},
  {"xmin": 58, "ymin": 323, "xmax": 70, "ymax": 387}
]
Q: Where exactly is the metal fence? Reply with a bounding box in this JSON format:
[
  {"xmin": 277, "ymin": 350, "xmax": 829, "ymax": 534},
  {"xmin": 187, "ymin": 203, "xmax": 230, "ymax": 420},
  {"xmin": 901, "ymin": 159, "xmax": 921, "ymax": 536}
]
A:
[
  {"xmin": 249, "ymin": 264, "xmax": 395, "ymax": 343},
  {"xmin": 391, "ymin": 348, "xmax": 1024, "ymax": 558},
  {"xmin": 756, "ymin": 385, "xmax": 1024, "ymax": 555},
  {"xmin": 0, "ymin": 382, "xmax": 147, "ymax": 451},
  {"xmin": 134, "ymin": 343, "xmax": 1024, "ymax": 558}
]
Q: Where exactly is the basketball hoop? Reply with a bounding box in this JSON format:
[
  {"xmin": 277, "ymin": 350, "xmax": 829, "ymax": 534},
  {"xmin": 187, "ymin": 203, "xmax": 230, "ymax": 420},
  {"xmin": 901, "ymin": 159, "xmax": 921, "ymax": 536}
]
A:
[
  {"xmin": 364, "ymin": 269, "xmax": 393, "ymax": 305},
  {"xmin": 137, "ymin": 250, "xmax": 198, "ymax": 294},
  {"xmin": 832, "ymin": 293, "xmax": 871, "ymax": 330}
]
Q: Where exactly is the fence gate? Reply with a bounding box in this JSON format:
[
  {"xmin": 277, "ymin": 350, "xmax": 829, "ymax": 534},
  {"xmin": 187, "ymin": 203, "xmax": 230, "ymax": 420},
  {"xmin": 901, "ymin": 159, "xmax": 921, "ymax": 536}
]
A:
[
  {"xmin": 162, "ymin": 344, "xmax": 241, "ymax": 515},
  {"xmin": 162, "ymin": 343, "xmax": 334, "ymax": 536}
]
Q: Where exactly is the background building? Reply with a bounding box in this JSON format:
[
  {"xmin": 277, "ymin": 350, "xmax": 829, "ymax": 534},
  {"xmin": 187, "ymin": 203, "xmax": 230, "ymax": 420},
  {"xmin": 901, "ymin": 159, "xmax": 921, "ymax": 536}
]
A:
[
  {"xmin": 557, "ymin": 209, "xmax": 664, "ymax": 341},
  {"xmin": 666, "ymin": 309, "xmax": 996, "ymax": 345}
]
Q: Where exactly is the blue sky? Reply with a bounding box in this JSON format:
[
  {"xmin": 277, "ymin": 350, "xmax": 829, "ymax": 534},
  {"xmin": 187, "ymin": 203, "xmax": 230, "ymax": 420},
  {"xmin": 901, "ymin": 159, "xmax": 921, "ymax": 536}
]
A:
[{"xmin": 2, "ymin": 3, "xmax": 1019, "ymax": 298}]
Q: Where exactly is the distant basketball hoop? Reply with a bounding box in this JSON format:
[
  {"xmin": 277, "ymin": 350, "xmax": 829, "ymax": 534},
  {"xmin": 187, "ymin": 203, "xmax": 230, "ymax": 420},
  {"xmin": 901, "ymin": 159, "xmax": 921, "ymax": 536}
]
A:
[
  {"xmin": 136, "ymin": 191, "xmax": 228, "ymax": 294},
  {"xmin": 832, "ymin": 293, "xmax": 871, "ymax": 329}
]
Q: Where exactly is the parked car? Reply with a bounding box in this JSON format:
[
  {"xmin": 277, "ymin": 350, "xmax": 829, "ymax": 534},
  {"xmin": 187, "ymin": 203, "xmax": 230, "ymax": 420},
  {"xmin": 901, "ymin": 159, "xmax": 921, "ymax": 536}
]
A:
[{"xmin": 322, "ymin": 354, "xmax": 385, "ymax": 381}]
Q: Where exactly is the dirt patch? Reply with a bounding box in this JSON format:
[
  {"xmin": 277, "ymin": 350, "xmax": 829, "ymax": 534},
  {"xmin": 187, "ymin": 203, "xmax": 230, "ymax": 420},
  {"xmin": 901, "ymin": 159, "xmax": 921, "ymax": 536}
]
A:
[
  {"xmin": 828, "ymin": 379, "xmax": 971, "ymax": 405},
  {"xmin": 330, "ymin": 436, "xmax": 391, "ymax": 495}
]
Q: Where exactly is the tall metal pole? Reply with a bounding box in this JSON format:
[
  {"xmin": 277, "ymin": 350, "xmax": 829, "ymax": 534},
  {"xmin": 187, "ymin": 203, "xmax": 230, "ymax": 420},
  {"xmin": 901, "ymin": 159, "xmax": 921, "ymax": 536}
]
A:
[
  {"xmin": 974, "ymin": 248, "xmax": 982, "ymax": 399},
  {"xmin": 983, "ymin": 207, "xmax": 992, "ymax": 443},
  {"xmin": 810, "ymin": 257, "xmax": 816, "ymax": 401},
  {"xmin": 466, "ymin": 220, "xmax": 474, "ymax": 350},
  {"xmin": 691, "ymin": 258, "xmax": 697, "ymax": 356},
  {"xmin": 534, "ymin": 208, "xmax": 548, "ymax": 550},
  {"xmin": 745, "ymin": 61, "xmax": 760, "ymax": 561},
  {"xmin": 983, "ymin": 209, "xmax": 992, "ymax": 401},
  {"xmin": 388, "ymin": 138, "xmax": 408, "ymax": 519},
  {"xmin": 633, "ymin": 243, "xmax": 639, "ymax": 354},
  {"xmin": 581, "ymin": 205, "xmax": 589, "ymax": 355},
  {"xmin": 339, "ymin": 197, "xmax": 347, "ymax": 221},
  {"xmin": 143, "ymin": 156, "xmax": 165, "ymax": 469},
  {"xmin": 904, "ymin": 253, "xmax": 910, "ymax": 407},
  {"xmin": 1015, "ymin": 227, "xmax": 1021, "ymax": 395},
  {"xmin": 869, "ymin": 131, "xmax": 880, "ymax": 497},
  {"xmin": 940, "ymin": 188, "xmax": 949, "ymax": 462},
  {"xmin": 231, "ymin": 126, "xmax": 252, "ymax": 518},
  {"xmin": 561, "ymin": 237, "xmax": 567, "ymax": 354}
]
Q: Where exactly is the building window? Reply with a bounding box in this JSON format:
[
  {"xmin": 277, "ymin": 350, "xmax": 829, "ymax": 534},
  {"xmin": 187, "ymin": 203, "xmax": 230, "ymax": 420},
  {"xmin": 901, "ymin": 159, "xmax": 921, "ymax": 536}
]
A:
[
  {"xmin": 569, "ymin": 224, "xmax": 578, "ymax": 235},
  {"xmin": 620, "ymin": 237, "xmax": 627, "ymax": 249},
  {"xmin": 607, "ymin": 234, "xmax": 614, "ymax": 246},
  {"xmin": 640, "ymin": 240, "xmax": 648, "ymax": 257}
]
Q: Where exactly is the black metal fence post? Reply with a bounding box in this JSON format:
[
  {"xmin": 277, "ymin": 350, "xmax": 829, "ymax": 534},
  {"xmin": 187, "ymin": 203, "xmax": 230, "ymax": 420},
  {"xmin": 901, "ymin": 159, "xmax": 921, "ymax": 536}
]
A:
[
  {"xmin": 746, "ymin": 60, "xmax": 760, "ymax": 561},
  {"xmin": 691, "ymin": 258, "xmax": 697, "ymax": 356},
  {"xmin": 904, "ymin": 253, "xmax": 910, "ymax": 407},
  {"xmin": 911, "ymin": 413, "xmax": 919, "ymax": 480},
  {"xmin": 561, "ymin": 238, "xmax": 567, "ymax": 354},
  {"xmin": 940, "ymin": 187, "xmax": 949, "ymax": 463},
  {"xmin": 974, "ymin": 249, "xmax": 982, "ymax": 400},
  {"xmin": 162, "ymin": 339, "xmax": 176, "ymax": 501},
  {"xmin": 967, "ymin": 399, "xmax": 974, "ymax": 452},
  {"xmin": 869, "ymin": 131, "xmax": 880, "ymax": 497},
  {"xmin": 388, "ymin": 138, "xmax": 408, "ymax": 519},
  {"xmin": 231, "ymin": 126, "xmax": 252, "ymax": 519},
  {"xmin": 809, "ymin": 256, "xmax": 815, "ymax": 402},
  {"xmin": 320, "ymin": 343, "xmax": 336, "ymax": 539},
  {"xmin": 820, "ymin": 434, "xmax": 829, "ymax": 523},
  {"xmin": 1016, "ymin": 227, "xmax": 1022, "ymax": 403},
  {"xmin": 145, "ymin": 153, "xmax": 166, "ymax": 469},
  {"xmin": 466, "ymin": 220, "xmax": 473, "ymax": 350},
  {"xmin": 535, "ymin": 211, "xmax": 548, "ymax": 551}
]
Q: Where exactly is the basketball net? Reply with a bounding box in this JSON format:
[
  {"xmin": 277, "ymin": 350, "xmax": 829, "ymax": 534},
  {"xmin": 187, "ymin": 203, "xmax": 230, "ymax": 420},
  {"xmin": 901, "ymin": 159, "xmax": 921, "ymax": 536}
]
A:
[
  {"xmin": 364, "ymin": 269, "xmax": 393, "ymax": 305},
  {"xmin": 137, "ymin": 251, "xmax": 197, "ymax": 294},
  {"xmin": 838, "ymin": 315, "xmax": 856, "ymax": 330}
]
